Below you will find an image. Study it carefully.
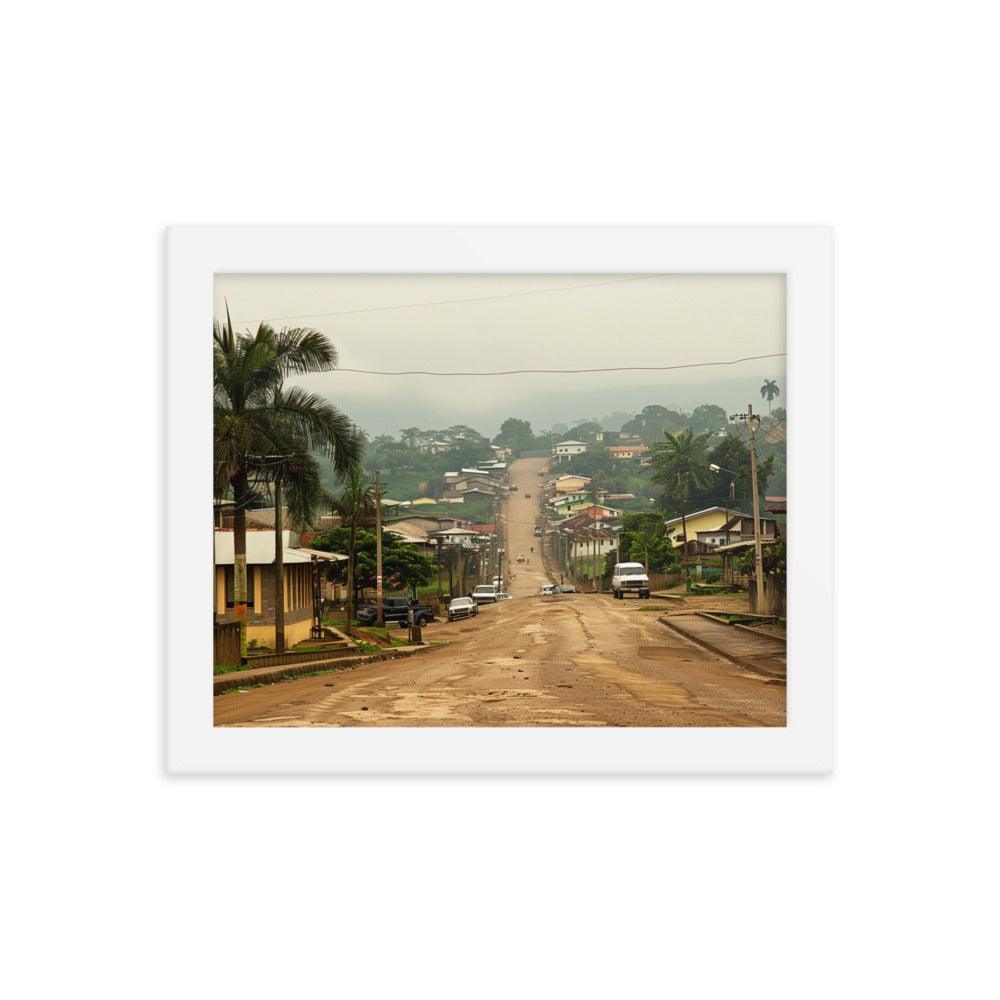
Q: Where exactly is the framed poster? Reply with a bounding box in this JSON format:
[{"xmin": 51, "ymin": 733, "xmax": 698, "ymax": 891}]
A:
[{"xmin": 166, "ymin": 225, "xmax": 833, "ymax": 772}]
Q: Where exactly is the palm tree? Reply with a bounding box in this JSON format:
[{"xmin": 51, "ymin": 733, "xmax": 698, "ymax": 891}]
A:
[
  {"xmin": 214, "ymin": 306, "xmax": 359, "ymax": 656},
  {"xmin": 760, "ymin": 379, "xmax": 780, "ymax": 415},
  {"xmin": 329, "ymin": 467, "xmax": 377, "ymax": 636},
  {"xmin": 263, "ymin": 396, "xmax": 334, "ymax": 652},
  {"xmin": 636, "ymin": 522, "xmax": 663, "ymax": 574},
  {"xmin": 648, "ymin": 428, "xmax": 714, "ymax": 550}
]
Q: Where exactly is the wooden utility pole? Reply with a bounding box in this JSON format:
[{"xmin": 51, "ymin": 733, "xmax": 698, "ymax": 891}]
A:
[
  {"xmin": 273, "ymin": 475, "xmax": 285, "ymax": 653},
  {"xmin": 374, "ymin": 468, "xmax": 384, "ymax": 626},
  {"xmin": 732, "ymin": 404, "xmax": 765, "ymax": 611},
  {"xmin": 747, "ymin": 404, "xmax": 765, "ymax": 611},
  {"xmin": 232, "ymin": 471, "xmax": 249, "ymax": 658}
]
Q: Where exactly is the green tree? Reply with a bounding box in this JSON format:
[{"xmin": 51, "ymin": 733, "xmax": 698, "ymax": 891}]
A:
[
  {"xmin": 648, "ymin": 428, "xmax": 714, "ymax": 518},
  {"xmin": 494, "ymin": 417, "xmax": 535, "ymax": 456},
  {"xmin": 689, "ymin": 403, "xmax": 728, "ymax": 433},
  {"xmin": 735, "ymin": 538, "xmax": 785, "ymax": 576},
  {"xmin": 617, "ymin": 512, "xmax": 679, "ymax": 573},
  {"xmin": 648, "ymin": 428, "xmax": 714, "ymax": 550},
  {"xmin": 313, "ymin": 528, "xmax": 436, "ymax": 604},
  {"xmin": 760, "ymin": 379, "xmax": 780, "ymax": 414},
  {"xmin": 622, "ymin": 404, "xmax": 688, "ymax": 443},
  {"xmin": 213, "ymin": 307, "xmax": 359, "ymax": 655},
  {"xmin": 566, "ymin": 420, "xmax": 602, "ymax": 441},
  {"xmin": 263, "ymin": 390, "xmax": 339, "ymax": 652},
  {"xmin": 328, "ymin": 467, "xmax": 377, "ymax": 636},
  {"xmin": 707, "ymin": 437, "xmax": 774, "ymax": 508}
]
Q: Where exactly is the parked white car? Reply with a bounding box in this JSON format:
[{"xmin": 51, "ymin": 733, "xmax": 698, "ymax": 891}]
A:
[
  {"xmin": 447, "ymin": 596, "xmax": 479, "ymax": 621},
  {"xmin": 611, "ymin": 562, "xmax": 650, "ymax": 599},
  {"xmin": 539, "ymin": 584, "xmax": 557, "ymax": 596},
  {"xmin": 472, "ymin": 584, "xmax": 498, "ymax": 605}
]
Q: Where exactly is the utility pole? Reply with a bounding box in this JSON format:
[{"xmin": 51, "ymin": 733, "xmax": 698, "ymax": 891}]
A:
[
  {"xmin": 273, "ymin": 475, "xmax": 285, "ymax": 653},
  {"xmin": 731, "ymin": 404, "xmax": 765, "ymax": 611},
  {"xmin": 374, "ymin": 468, "xmax": 384, "ymax": 626}
]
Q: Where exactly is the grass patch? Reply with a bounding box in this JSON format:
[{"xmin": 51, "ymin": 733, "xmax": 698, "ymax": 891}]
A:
[{"xmin": 213, "ymin": 663, "xmax": 244, "ymax": 676}]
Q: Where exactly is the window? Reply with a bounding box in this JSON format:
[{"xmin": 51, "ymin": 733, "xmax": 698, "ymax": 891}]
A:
[{"xmin": 224, "ymin": 565, "xmax": 255, "ymax": 608}]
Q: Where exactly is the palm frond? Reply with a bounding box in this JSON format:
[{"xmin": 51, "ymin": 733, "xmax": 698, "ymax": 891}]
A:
[{"xmin": 273, "ymin": 327, "xmax": 339, "ymax": 375}]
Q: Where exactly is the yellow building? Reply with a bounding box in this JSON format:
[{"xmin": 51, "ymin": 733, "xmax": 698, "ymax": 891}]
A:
[
  {"xmin": 553, "ymin": 474, "xmax": 592, "ymax": 494},
  {"xmin": 663, "ymin": 506, "xmax": 778, "ymax": 547},
  {"xmin": 213, "ymin": 530, "xmax": 346, "ymax": 648}
]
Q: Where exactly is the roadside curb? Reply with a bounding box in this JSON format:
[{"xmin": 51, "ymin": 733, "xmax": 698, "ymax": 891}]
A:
[
  {"xmin": 657, "ymin": 615, "xmax": 786, "ymax": 683},
  {"xmin": 213, "ymin": 643, "xmax": 435, "ymax": 695}
]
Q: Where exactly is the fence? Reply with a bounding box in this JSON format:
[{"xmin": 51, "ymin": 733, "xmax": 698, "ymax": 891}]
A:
[
  {"xmin": 213, "ymin": 621, "xmax": 241, "ymax": 667},
  {"xmin": 243, "ymin": 646, "xmax": 353, "ymax": 669}
]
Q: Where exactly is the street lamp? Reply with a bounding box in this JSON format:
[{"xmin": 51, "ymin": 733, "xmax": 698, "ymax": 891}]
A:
[{"xmin": 709, "ymin": 463, "xmax": 742, "ymax": 545}]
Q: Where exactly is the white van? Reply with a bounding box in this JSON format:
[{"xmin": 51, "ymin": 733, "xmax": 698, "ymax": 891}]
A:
[
  {"xmin": 611, "ymin": 562, "xmax": 650, "ymax": 599},
  {"xmin": 472, "ymin": 584, "xmax": 498, "ymax": 605}
]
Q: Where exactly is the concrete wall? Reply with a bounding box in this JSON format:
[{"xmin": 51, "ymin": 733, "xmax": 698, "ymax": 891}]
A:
[{"xmin": 749, "ymin": 574, "xmax": 786, "ymax": 617}]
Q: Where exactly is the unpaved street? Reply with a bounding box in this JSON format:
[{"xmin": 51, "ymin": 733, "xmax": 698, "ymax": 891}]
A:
[{"xmin": 214, "ymin": 458, "xmax": 786, "ymax": 727}]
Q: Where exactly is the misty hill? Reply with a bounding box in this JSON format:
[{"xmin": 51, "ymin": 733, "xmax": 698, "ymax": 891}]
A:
[{"xmin": 326, "ymin": 373, "xmax": 783, "ymax": 439}]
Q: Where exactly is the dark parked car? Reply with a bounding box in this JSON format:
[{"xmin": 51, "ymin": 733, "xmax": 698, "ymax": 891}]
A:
[{"xmin": 357, "ymin": 597, "xmax": 435, "ymax": 628}]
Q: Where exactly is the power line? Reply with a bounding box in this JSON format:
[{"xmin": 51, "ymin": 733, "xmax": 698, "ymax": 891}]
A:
[
  {"xmin": 331, "ymin": 352, "xmax": 786, "ymax": 377},
  {"xmin": 232, "ymin": 274, "xmax": 669, "ymax": 325}
]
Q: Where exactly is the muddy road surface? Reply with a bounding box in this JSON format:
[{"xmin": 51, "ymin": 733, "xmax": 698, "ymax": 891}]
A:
[{"xmin": 214, "ymin": 458, "xmax": 786, "ymax": 727}]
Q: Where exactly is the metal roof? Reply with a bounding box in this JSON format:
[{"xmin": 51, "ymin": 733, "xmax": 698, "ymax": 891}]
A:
[
  {"xmin": 663, "ymin": 506, "xmax": 754, "ymax": 528},
  {"xmin": 214, "ymin": 530, "xmax": 346, "ymax": 565}
]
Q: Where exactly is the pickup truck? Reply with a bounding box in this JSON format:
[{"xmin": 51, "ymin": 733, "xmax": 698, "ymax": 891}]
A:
[
  {"xmin": 611, "ymin": 562, "xmax": 651, "ymax": 599},
  {"xmin": 356, "ymin": 597, "xmax": 436, "ymax": 627},
  {"xmin": 472, "ymin": 584, "xmax": 498, "ymax": 605}
]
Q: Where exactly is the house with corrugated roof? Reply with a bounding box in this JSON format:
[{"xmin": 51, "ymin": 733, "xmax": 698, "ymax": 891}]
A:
[
  {"xmin": 552, "ymin": 440, "xmax": 587, "ymax": 461},
  {"xmin": 213, "ymin": 529, "xmax": 346, "ymax": 648},
  {"xmin": 606, "ymin": 443, "xmax": 649, "ymax": 460},
  {"xmin": 553, "ymin": 474, "xmax": 591, "ymax": 494},
  {"xmin": 664, "ymin": 506, "xmax": 779, "ymax": 548}
]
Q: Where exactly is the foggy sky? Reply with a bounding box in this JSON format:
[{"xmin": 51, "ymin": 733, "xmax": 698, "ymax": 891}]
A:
[{"xmin": 214, "ymin": 273, "xmax": 785, "ymax": 437}]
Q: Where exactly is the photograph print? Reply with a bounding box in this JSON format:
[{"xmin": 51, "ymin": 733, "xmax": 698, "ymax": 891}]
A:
[{"xmin": 212, "ymin": 272, "xmax": 787, "ymax": 727}]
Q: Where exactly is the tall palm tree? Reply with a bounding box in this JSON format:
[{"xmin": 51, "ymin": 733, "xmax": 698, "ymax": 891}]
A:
[
  {"xmin": 329, "ymin": 467, "xmax": 377, "ymax": 636},
  {"xmin": 648, "ymin": 428, "xmax": 714, "ymax": 549},
  {"xmin": 214, "ymin": 306, "xmax": 359, "ymax": 656},
  {"xmin": 263, "ymin": 399, "xmax": 332, "ymax": 652},
  {"xmin": 760, "ymin": 379, "xmax": 780, "ymax": 415}
]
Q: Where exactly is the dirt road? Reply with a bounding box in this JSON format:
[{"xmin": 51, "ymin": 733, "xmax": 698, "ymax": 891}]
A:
[{"xmin": 214, "ymin": 458, "xmax": 786, "ymax": 727}]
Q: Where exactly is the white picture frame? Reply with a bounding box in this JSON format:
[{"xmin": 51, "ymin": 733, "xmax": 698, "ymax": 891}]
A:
[{"xmin": 167, "ymin": 225, "xmax": 833, "ymax": 773}]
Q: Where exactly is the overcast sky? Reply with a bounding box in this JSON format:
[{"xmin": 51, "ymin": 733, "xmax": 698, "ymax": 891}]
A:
[{"xmin": 214, "ymin": 273, "xmax": 785, "ymax": 436}]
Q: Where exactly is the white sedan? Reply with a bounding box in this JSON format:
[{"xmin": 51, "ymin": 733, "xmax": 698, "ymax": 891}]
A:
[{"xmin": 447, "ymin": 596, "xmax": 479, "ymax": 621}]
